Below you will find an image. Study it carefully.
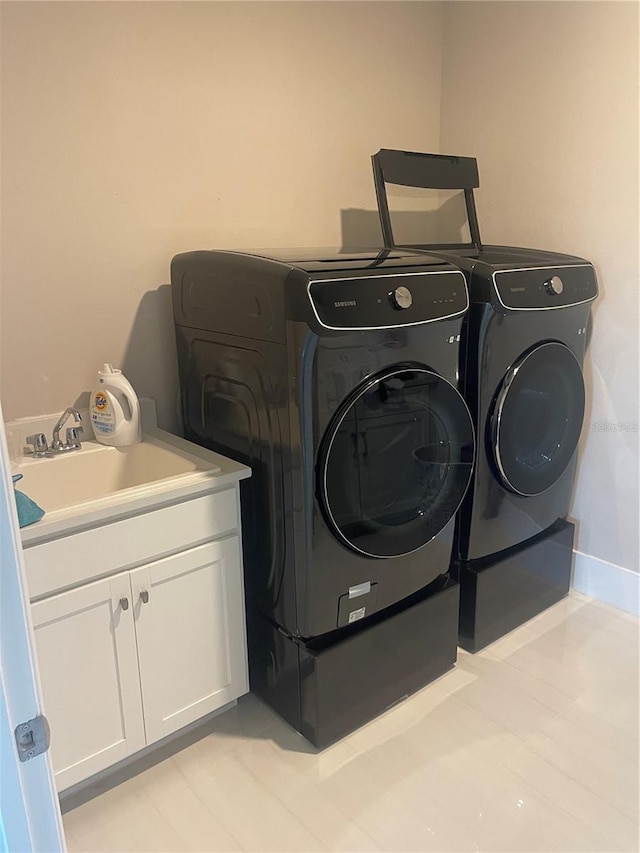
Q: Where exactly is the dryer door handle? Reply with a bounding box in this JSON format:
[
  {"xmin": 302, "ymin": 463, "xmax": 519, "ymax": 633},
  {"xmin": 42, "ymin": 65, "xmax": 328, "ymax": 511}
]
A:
[
  {"xmin": 350, "ymin": 431, "xmax": 359, "ymax": 459},
  {"xmin": 350, "ymin": 431, "xmax": 368, "ymax": 461}
]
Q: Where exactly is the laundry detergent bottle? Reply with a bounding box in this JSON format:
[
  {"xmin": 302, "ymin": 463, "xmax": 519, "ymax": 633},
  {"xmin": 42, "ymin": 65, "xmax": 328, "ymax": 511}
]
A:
[{"xmin": 90, "ymin": 364, "xmax": 142, "ymax": 446}]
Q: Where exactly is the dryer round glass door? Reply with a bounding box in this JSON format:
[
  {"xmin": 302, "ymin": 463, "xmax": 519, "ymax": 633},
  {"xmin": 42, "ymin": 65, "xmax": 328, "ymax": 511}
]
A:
[
  {"xmin": 491, "ymin": 342, "xmax": 586, "ymax": 496},
  {"xmin": 317, "ymin": 367, "xmax": 475, "ymax": 559}
]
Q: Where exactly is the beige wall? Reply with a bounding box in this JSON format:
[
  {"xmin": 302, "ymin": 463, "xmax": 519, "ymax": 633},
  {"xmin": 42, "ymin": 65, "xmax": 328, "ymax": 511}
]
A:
[
  {"xmin": 0, "ymin": 1, "xmax": 443, "ymax": 430},
  {"xmin": 441, "ymin": 1, "xmax": 639, "ymax": 573}
]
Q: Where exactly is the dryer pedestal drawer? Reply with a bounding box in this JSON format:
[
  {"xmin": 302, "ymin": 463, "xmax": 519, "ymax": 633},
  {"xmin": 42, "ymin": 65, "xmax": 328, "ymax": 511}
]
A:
[
  {"xmin": 455, "ymin": 519, "xmax": 574, "ymax": 653},
  {"xmin": 251, "ymin": 576, "xmax": 459, "ymax": 749}
]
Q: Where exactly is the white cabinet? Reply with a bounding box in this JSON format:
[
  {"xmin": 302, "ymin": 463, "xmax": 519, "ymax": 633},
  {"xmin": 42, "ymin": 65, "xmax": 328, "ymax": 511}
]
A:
[
  {"xmin": 26, "ymin": 485, "xmax": 249, "ymax": 793},
  {"xmin": 131, "ymin": 538, "xmax": 247, "ymax": 745},
  {"xmin": 31, "ymin": 573, "xmax": 146, "ymax": 791}
]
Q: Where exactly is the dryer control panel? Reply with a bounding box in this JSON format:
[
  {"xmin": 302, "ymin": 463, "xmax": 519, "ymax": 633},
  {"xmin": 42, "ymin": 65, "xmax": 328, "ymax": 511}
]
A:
[
  {"xmin": 308, "ymin": 271, "xmax": 468, "ymax": 330},
  {"xmin": 492, "ymin": 264, "xmax": 598, "ymax": 310}
]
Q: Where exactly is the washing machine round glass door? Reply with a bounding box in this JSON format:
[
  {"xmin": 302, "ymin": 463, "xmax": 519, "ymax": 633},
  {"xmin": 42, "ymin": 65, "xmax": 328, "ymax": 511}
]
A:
[
  {"xmin": 490, "ymin": 341, "xmax": 586, "ymax": 497},
  {"xmin": 317, "ymin": 366, "xmax": 475, "ymax": 559}
]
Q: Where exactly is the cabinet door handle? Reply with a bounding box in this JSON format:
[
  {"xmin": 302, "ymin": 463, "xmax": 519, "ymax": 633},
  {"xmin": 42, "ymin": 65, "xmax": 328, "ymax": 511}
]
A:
[
  {"xmin": 140, "ymin": 590, "xmax": 150, "ymax": 604},
  {"xmin": 120, "ymin": 597, "xmax": 129, "ymax": 611}
]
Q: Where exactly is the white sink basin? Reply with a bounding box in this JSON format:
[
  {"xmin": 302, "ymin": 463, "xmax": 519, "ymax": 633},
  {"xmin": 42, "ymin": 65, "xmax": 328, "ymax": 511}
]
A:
[
  {"xmin": 6, "ymin": 398, "xmax": 251, "ymax": 547},
  {"xmin": 14, "ymin": 438, "xmax": 218, "ymax": 512}
]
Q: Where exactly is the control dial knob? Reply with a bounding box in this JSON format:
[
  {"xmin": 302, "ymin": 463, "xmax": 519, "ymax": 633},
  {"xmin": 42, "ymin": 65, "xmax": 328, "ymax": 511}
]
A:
[
  {"xmin": 544, "ymin": 275, "xmax": 564, "ymax": 296},
  {"xmin": 390, "ymin": 286, "xmax": 413, "ymax": 309}
]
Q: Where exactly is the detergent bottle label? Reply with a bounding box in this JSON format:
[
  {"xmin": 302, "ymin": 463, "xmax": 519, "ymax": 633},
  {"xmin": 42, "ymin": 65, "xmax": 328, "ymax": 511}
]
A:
[{"xmin": 92, "ymin": 390, "xmax": 115, "ymax": 435}]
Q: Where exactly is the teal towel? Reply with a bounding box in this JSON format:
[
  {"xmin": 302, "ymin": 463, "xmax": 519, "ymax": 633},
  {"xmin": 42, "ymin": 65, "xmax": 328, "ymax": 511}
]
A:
[{"xmin": 12, "ymin": 474, "xmax": 45, "ymax": 527}]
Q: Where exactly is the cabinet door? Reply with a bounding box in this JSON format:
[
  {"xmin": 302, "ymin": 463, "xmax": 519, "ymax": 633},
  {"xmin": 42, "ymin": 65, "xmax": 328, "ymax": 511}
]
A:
[
  {"xmin": 31, "ymin": 574, "xmax": 146, "ymax": 791},
  {"xmin": 131, "ymin": 537, "xmax": 249, "ymax": 744}
]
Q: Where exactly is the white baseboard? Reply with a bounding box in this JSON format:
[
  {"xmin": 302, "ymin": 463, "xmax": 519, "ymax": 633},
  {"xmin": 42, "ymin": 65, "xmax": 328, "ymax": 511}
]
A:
[{"xmin": 572, "ymin": 550, "xmax": 640, "ymax": 616}]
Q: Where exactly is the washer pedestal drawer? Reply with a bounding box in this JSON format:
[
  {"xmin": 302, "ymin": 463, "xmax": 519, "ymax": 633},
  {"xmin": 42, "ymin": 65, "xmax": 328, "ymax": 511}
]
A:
[
  {"xmin": 454, "ymin": 519, "xmax": 574, "ymax": 653},
  {"xmin": 249, "ymin": 575, "xmax": 460, "ymax": 749}
]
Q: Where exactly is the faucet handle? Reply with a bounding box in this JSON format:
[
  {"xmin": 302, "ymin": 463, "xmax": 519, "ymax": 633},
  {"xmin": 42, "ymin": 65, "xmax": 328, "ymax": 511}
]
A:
[
  {"xmin": 66, "ymin": 426, "xmax": 84, "ymax": 448},
  {"xmin": 25, "ymin": 433, "xmax": 49, "ymax": 456}
]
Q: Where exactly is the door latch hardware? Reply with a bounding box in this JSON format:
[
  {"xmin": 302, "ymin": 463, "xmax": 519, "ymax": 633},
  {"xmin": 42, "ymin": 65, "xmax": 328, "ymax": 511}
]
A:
[
  {"xmin": 14, "ymin": 714, "xmax": 50, "ymax": 762},
  {"xmin": 349, "ymin": 582, "xmax": 371, "ymax": 599}
]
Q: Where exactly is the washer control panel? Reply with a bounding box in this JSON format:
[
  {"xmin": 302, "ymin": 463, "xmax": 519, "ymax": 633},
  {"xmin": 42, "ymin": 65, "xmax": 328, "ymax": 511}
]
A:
[
  {"xmin": 308, "ymin": 271, "xmax": 468, "ymax": 329},
  {"xmin": 493, "ymin": 265, "xmax": 597, "ymax": 310}
]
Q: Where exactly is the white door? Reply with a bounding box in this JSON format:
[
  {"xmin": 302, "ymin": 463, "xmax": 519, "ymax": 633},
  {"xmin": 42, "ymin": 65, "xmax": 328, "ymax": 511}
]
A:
[
  {"xmin": 0, "ymin": 407, "xmax": 66, "ymax": 852},
  {"xmin": 31, "ymin": 574, "xmax": 146, "ymax": 791},
  {"xmin": 132, "ymin": 538, "xmax": 249, "ymax": 744}
]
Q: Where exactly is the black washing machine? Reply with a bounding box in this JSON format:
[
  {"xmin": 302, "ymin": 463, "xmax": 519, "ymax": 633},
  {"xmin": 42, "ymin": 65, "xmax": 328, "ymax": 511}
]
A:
[
  {"xmin": 373, "ymin": 149, "xmax": 598, "ymax": 652},
  {"xmin": 172, "ymin": 247, "xmax": 475, "ymax": 745}
]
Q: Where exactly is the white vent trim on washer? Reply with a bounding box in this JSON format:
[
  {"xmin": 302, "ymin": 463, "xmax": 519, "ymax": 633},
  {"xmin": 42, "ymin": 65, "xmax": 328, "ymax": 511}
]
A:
[
  {"xmin": 492, "ymin": 263, "xmax": 598, "ymax": 311},
  {"xmin": 307, "ymin": 269, "xmax": 469, "ymax": 331}
]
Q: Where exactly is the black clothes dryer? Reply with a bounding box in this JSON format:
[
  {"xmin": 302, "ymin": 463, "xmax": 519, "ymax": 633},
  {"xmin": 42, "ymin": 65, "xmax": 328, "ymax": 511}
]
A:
[
  {"xmin": 373, "ymin": 149, "xmax": 598, "ymax": 652},
  {"xmin": 172, "ymin": 248, "xmax": 475, "ymax": 746}
]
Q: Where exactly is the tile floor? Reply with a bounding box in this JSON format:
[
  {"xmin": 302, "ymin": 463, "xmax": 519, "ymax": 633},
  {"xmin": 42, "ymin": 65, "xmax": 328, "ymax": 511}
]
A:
[{"xmin": 61, "ymin": 592, "xmax": 639, "ymax": 852}]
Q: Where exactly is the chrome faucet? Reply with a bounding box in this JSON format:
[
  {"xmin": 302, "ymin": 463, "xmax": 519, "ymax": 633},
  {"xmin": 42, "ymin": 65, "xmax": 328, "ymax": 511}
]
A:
[
  {"xmin": 24, "ymin": 407, "xmax": 84, "ymax": 457},
  {"xmin": 51, "ymin": 407, "xmax": 83, "ymax": 451}
]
